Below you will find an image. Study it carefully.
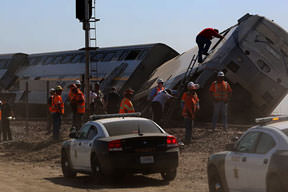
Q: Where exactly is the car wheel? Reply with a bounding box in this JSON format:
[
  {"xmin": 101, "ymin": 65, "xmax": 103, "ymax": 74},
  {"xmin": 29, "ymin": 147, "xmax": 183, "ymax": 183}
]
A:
[
  {"xmin": 61, "ymin": 151, "xmax": 76, "ymax": 178},
  {"xmin": 161, "ymin": 169, "xmax": 177, "ymax": 181},
  {"xmin": 267, "ymin": 175, "xmax": 284, "ymax": 192},
  {"xmin": 91, "ymin": 154, "xmax": 101, "ymax": 177},
  {"xmin": 208, "ymin": 168, "xmax": 225, "ymax": 192}
]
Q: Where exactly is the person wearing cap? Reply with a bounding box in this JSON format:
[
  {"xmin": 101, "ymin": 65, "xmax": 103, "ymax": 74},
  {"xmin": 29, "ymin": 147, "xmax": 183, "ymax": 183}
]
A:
[
  {"xmin": 51, "ymin": 85, "xmax": 64, "ymax": 140},
  {"xmin": 147, "ymin": 79, "xmax": 165, "ymax": 101},
  {"xmin": 209, "ymin": 71, "xmax": 232, "ymax": 131},
  {"xmin": 181, "ymin": 82, "xmax": 200, "ymax": 143},
  {"xmin": 47, "ymin": 88, "xmax": 56, "ymax": 134},
  {"xmin": 151, "ymin": 89, "xmax": 174, "ymax": 125},
  {"xmin": 119, "ymin": 88, "xmax": 135, "ymax": 114},
  {"xmin": 196, "ymin": 28, "xmax": 224, "ymax": 63},
  {"xmin": 93, "ymin": 82, "xmax": 105, "ymax": 114}
]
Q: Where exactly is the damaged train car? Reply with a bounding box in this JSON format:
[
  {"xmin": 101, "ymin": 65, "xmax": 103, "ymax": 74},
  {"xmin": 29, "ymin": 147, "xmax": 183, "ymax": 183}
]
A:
[
  {"xmin": 136, "ymin": 14, "xmax": 288, "ymax": 122},
  {"xmin": 0, "ymin": 44, "xmax": 178, "ymax": 117}
]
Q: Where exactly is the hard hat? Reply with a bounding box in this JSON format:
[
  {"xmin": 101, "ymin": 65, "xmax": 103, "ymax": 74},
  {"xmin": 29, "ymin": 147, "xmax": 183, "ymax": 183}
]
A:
[
  {"xmin": 187, "ymin": 81, "xmax": 199, "ymax": 90},
  {"xmin": 56, "ymin": 85, "xmax": 63, "ymax": 91},
  {"xmin": 157, "ymin": 79, "xmax": 164, "ymax": 84},
  {"xmin": 214, "ymin": 29, "xmax": 219, "ymax": 33},
  {"xmin": 217, "ymin": 71, "xmax": 225, "ymax": 77},
  {"xmin": 75, "ymin": 80, "xmax": 81, "ymax": 85},
  {"xmin": 49, "ymin": 88, "xmax": 55, "ymax": 93}
]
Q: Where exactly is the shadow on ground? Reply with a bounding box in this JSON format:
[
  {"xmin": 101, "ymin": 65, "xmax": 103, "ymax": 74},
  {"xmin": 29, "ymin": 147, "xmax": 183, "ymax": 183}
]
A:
[{"xmin": 45, "ymin": 174, "xmax": 169, "ymax": 189}]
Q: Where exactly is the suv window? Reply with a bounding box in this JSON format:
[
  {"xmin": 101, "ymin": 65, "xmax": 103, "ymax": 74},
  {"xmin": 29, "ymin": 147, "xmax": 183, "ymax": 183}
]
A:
[
  {"xmin": 78, "ymin": 124, "xmax": 91, "ymax": 139},
  {"xmin": 103, "ymin": 119, "xmax": 162, "ymax": 136},
  {"xmin": 255, "ymin": 133, "xmax": 275, "ymax": 154},
  {"xmin": 236, "ymin": 132, "xmax": 260, "ymax": 153},
  {"xmin": 87, "ymin": 126, "xmax": 98, "ymax": 140}
]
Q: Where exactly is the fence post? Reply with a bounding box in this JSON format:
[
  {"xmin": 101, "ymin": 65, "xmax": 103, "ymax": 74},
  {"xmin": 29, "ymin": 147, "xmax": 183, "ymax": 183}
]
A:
[{"xmin": 46, "ymin": 81, "xmax": 51, "ymax": 133}]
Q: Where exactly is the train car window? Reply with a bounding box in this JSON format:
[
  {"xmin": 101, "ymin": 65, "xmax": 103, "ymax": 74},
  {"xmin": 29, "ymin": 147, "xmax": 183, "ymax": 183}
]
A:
[
  {"xmin": 62, "ymin": 54, "xmax": 74, "ymax": 63},
  {"xmin": 44, "ymin": 56, "xmax": 56, "ymax": 65},
  {"xmin": 227, "ymin": 61, "xmax": 240, "ymax": 73},
  {"xmin": 125, "ymin": 50, "xmax": 141, "ymax": 60},
  {"xmin": 111, "ymin": 51, "xmax": 123, "ymax": 61},
  {"xmin": 0, "ymin": 60, "xmax": 9, "ymax": 69},
  {"xmin": 119, "ymin": 50, "xmax": 130, "ymax": 60},
  {"xmin": 54, "ymin": 56, "xmax": 63, "ymax": 64},
  {"xmin": 30, "ymin": 57, "xmax": 41, "ymax": 65},
  {"xmin": 91, "ymin": 53, "xmax": 104, "ymax": 62},
  {"xmin": 71, "ymin": 54, "xmax": 85, "ymax": 63},
  {"xmin": 103, "ymin": 53, "xmax": 115, "ymax": 62},
  {"xmin": 137, "ymin": 50, "xmax": 148, "ymax": 60}
]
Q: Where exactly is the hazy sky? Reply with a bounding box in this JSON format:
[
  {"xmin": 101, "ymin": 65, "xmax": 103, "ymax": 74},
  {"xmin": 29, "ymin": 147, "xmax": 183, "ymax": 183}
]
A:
[{"xmin": 1, "ymin": 0, "xmax": 287, "ymax": 54}]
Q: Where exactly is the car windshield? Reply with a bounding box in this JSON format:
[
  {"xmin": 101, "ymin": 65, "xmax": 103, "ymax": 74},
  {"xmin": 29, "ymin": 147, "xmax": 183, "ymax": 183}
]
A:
[
  {"xmin": 281, "ymin": 129, "xmax": 288, "ymax": 137},
  {"xmin": 103, "ymin": 119, "xmax": 162, "ymax": 136}
]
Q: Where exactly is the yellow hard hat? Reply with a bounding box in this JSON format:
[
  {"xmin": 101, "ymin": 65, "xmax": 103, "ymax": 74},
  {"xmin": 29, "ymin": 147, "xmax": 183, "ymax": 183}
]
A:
[{"xmin": 56, "ymin": 85, "xmax": 63, "ymax": 91}]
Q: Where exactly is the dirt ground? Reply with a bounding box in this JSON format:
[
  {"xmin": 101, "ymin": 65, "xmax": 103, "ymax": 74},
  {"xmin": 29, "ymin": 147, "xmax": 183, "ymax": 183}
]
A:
[{"xmin": 0, "ymin": 120, "xmax": 248, "ymax": 192}]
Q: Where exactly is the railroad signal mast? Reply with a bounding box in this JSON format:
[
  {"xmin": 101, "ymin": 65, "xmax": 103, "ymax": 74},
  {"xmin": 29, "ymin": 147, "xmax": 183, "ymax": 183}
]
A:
[{"xmin": 76, "ymin": 0, "xmax": 99, "ymax": 116}]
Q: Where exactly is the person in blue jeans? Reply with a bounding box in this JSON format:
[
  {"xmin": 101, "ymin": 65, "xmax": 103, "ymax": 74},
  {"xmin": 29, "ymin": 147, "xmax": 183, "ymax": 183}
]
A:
[{"xmin": 209, "ymin": 71, "xmax": 232, "ymax": 131}]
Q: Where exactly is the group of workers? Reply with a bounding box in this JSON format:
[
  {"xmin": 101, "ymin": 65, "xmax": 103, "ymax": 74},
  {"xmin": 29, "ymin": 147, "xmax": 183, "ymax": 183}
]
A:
[
  {"xmin": 148, "ymin": 71, "xmax": 232, "ymax": 144},
  {"xmin": 47, "ymin": 79, "xmax": 137, "ymax": 140}
]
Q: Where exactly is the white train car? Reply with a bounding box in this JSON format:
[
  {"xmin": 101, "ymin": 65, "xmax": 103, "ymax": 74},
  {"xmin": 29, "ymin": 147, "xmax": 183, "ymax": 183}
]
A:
[{"xmin": 137, "ymin": 14, "xmax": 288, "ymax": 122}]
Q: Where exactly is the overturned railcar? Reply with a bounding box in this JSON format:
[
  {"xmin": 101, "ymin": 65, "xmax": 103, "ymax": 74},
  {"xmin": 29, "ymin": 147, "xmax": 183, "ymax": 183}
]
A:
[
  {"xmin": 137, "ymin": 14, "xmax": 288, "ymax": 122},
  {"xmin": 0, "ymin": 43, "xmax": 178, "ymax": 117}
]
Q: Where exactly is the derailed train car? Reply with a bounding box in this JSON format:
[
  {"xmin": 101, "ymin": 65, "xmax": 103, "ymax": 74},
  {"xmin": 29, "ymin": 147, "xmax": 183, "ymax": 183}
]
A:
[
  {"xmin": 0, "ymin": 44, "xmax": 178, "ymax": 117},
  {"xmin": 136, "ymin": 14, "xmax": 288, "ymax": 122}
]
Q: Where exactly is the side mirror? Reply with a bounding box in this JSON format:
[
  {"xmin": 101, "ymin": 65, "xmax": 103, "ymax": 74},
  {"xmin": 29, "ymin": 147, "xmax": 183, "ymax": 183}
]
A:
[
  {"xmin": 69, "ymin": 131, "xmax": 78, "ymax": 139},
  {"xmin": 225, "ymin": 143, "xmax": 236, "ymax": 151}
]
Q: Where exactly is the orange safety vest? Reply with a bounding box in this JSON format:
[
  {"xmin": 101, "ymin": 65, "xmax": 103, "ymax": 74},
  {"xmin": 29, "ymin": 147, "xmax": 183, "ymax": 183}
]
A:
[
  {"xmin": 51, "ymin": 95, "xmax": 64, "ymax": 114},
  {"xmin": 209, "ymin": 81, "xmax": 232, "ymax": 102},
  {"xmin": 76, "ymin": 90, "xmax": 85, "ymax": 114},
  {"xmin": 119, "ymin": 98, "xmax": 135, "ymax": 114},
  {"xmin": 48, "ymin": 95, "xmax": 54, "ymax": 113},
  {"xmin": 153, "ymin": 87, "xmax": 165, "ymax": 98},
  {"xmin": 181, "ymin": 92, "xmax": 199, "ymax": 119}
]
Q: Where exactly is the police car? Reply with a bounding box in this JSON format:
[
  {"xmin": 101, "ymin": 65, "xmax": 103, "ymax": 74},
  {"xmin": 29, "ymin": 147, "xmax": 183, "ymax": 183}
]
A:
[
  {"xmin": 207, "ymin": 116, "xmax": 288, "ymax": 192},
  {"xmin": 61, "ymin": 113, "xmax": 179, "ymax": 181}
]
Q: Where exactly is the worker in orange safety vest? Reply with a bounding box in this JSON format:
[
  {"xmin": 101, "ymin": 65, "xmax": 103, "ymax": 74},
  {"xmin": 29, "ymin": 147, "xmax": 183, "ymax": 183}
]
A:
[
  {"xmin": 51, "ymin": 85, "xmax": 64, "ymax": 140},
  {"xmin": 119, "ymin": 88, "xmax": 135, "ymax": 114},
  {"xmin": 147, "ymin": 79, "xmax": 165, "ymax": 101},
  {"xmin": 70, "ymin": 86, "xmax": 85, "ymax": 131},
  {"xmin": 181, "ymin": 81, "xmax": 200, "ymax": 144},
  {"xmin": 209, "ymin": 71, "xmax": 232, "ymax": 131},
  {"xmin": 47, "ymin": 88, "xmax": 56, "ymax": 134}
]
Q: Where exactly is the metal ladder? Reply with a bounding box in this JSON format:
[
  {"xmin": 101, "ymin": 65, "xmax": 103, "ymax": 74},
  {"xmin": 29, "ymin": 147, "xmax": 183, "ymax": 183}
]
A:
[
  {"xmin": 89, "ymin": 0, "xmax": 100, "ymax": 48},
  {"xmin": 89, "ymin": 0, "xmax": 100, "ymax": 80}
]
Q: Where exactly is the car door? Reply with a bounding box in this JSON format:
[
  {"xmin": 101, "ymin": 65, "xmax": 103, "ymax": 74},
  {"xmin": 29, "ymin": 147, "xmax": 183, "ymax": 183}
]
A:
[
  {"xmin": 77, "ymin": 125, "xmax": 99, "ymax": 171},
  {"xmin": 244, "ymin": 132, "xmax": 276, "ymax": 192},
  {"xmin": 70, "ymin": 124, "xmax": 91, "ymax": 169},
  {"xmin": 225, "ymin": 131, "xmax": 261, "ymax": 192}
]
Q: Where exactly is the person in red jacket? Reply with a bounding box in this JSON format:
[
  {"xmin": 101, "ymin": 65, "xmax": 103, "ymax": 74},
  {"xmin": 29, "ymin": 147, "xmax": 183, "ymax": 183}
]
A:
[{"xmin": 196, "ymin": 28, "xmax": 224, "ymax": 63}]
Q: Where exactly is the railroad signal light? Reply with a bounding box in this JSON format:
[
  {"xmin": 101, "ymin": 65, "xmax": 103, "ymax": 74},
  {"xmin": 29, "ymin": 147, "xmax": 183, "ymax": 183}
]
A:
[{"xmin": 76, "ymin": 0, "xmax": 92, "ymax": 22}]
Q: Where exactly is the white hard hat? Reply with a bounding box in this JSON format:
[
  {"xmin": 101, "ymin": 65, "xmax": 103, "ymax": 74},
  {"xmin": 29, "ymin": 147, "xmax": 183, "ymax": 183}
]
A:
[
  {"xmin": 49, "ymin": 88, "xmax": 55, "ymax": 92},
  {"xmin": 75, "ymin": 80, "xmax": 81, "ymax": 85},
  {"xmin": 217, "ymin": 71, "xmax": 225, "ymax": 77},
  {"xmin": 187, "ymin": 81, "xmax": 199, "ymax": 90},
  {"xmin": 157, "ymin": 79, "xmax": 164, "ymax": 84}
]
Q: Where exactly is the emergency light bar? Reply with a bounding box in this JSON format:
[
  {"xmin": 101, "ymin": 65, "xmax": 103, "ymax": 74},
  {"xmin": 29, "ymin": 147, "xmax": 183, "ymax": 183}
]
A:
[
  {"xmin": 255, "ymin": 116, "xmax": 288, "ymax": 125},
  {"xmin": 89, "ymin": 112, "xmax": 142, "ymax": 121}
]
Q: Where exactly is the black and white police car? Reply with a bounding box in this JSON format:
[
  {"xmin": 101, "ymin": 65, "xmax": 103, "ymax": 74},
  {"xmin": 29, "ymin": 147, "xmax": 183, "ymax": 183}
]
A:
[
  {"xmin": 61, "ymin": 113, "xmax": 179, "ymax": 181},
  {"xmin": 207, "ymin": 116, "xmax": 288, "ymax": 192}
]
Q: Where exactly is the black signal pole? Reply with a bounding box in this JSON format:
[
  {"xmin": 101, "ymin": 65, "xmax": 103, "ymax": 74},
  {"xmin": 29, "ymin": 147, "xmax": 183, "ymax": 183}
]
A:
[{"xmin": 84, "ymin": 0, "xmax": 90, "ymax": 116}]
